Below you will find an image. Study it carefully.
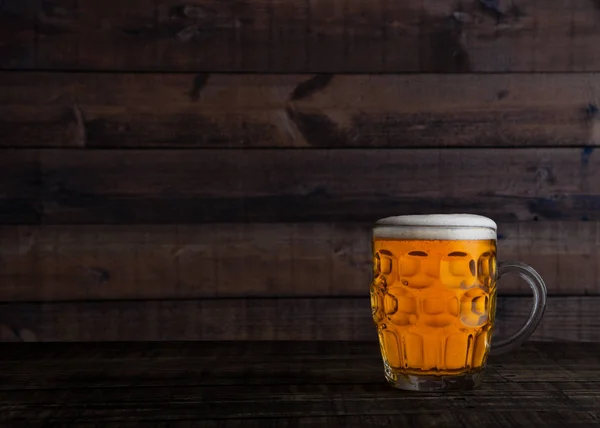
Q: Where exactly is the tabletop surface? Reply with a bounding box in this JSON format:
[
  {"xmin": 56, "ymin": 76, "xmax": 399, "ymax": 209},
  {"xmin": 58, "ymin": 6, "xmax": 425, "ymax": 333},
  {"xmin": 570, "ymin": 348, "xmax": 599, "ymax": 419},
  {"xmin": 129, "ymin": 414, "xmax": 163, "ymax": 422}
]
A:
[{"xmin": 1, "ymin": 341, "xmax": 599, "ymax": 427}]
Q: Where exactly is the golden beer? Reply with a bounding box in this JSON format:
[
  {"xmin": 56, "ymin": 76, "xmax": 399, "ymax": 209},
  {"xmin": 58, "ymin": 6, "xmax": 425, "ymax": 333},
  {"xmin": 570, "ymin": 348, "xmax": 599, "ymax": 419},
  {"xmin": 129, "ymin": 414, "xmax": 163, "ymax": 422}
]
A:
[{"xmin": 370, "ymin": 214, "xmax": 543, "ymax": 391}]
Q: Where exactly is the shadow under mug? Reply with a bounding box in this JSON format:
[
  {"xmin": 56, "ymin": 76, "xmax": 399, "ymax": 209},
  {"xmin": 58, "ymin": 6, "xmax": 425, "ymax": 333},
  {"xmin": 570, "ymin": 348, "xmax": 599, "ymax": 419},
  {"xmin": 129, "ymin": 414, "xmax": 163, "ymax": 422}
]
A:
[{"xmin": 370, "ymin": 214, "xmax": 547, "ymax": 391}]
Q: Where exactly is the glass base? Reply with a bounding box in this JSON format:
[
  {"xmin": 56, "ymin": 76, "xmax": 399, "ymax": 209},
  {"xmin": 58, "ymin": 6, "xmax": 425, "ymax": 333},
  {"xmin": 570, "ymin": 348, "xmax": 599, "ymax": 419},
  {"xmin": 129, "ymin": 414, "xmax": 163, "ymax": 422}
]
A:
[{"xmin": 384, "ymin": 366, "xmax": 485, "ymax": 391}]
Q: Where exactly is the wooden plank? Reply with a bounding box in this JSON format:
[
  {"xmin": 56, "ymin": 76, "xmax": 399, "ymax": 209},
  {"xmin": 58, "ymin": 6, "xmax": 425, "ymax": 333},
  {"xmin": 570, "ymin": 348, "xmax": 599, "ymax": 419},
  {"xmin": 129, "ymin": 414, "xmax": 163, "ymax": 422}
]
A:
[
  {"xmin": 2, "ymin": 340, "xmax": 598, "ymax": 363},
  {"xmin": 1, "ymin": 342, "xmax": 599, "ymax": 425},
  {"xmin": 1, "ymin": 386, "xmax": 599, "ymax": 422},
  {"xmin": 2, "ymin": 72, "xmax": 600, "ymax": 148},
  {"xmin": 1, "ymin": 342, "xmax": 599, "ymax": 387},
  {"xmin": 0, "ymin": 0, "xmax": 36, "ymax": 69},
  {"xmin": 2, "ymin": 0, "xmax": 600, "ymax": 72},
  {"xmin": 1, "ymin": 410, "xmax": 598, "ymax": 427},
  {"xmin": 5, "ymin": 382, "xmax": 595, "ymax": 412},
  {"xmin": 0, "ymin": 296, "xmax": 597, "ymax": 342},
  {"xmin": 0, "ymin": 222, "xmax": 597, "ymax": 301},
  {"xmin": 3, "ymin": 148, "xmax": 600, "ymax": 224},
  {"xmin": 3, "ymin": 416, "xmax": 598, "ymax": 428},
  {"xmin": 0, "ymin": 151, "xmax": 40, "ymax": 223}
]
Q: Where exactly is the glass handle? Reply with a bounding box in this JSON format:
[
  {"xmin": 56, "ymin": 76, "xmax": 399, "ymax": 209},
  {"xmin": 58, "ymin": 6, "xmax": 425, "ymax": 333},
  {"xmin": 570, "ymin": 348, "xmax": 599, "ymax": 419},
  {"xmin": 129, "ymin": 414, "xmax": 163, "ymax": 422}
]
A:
[{"xmin": 490, "ymin": 261, "xmax": 548, "ymax": 356}]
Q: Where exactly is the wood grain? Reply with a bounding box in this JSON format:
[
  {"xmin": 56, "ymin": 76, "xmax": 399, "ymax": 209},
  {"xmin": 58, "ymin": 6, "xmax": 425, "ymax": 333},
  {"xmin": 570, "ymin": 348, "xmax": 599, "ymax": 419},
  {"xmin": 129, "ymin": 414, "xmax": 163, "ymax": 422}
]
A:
[
  {"xmin": 82, "ymin": 414, "xmax": 600, "ymax": 428},
  {"xmin": 2, "ymin": 0, "xmax": 600, "ymax": 72},
  {"xmin": 1, "ymin": 342, "xmax": 599, "ymax": 426},
  {"xmin": 1, "ymin": 387, "xmax": 599, "ymax": 424},
  {"xmin": 2, "ymin": 341, "xmax": 600, "ymax": 385},
  {"xmin": 0, "ymin": 151, "xmax": 39, "ymax": 224},
  {"xmin": 0, "ymin": 222, "xmax": 597, "ymax": 301},
  {"xmin": 2, "ymin": 416, "xmax": 598, "ymax": 428},
  {"xmin": 0, "ymin": 296, "xmax": 597, "ymax": 342},
  {"xmin": 2, "ymin": 148, "xmax": 600, "ymax": 224},
  {"xmin": 2, "ymin": 72, "xmax": 600, "ymax": 148}
]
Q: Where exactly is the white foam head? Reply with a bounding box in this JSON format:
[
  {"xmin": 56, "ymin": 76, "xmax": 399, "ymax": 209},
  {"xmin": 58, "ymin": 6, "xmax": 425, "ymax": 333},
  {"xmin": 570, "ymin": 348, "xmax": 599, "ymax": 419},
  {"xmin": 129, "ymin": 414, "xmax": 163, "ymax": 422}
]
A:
[{"xmin": 372, "ymin": 214, "xmax": 497, "ymax": 241}]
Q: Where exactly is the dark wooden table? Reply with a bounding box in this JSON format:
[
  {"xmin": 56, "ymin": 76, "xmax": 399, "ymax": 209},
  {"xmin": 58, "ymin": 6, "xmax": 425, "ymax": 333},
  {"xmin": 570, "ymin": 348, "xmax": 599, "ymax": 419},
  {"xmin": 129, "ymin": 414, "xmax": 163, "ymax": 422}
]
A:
[{"xmin": 1, "ymin": 341, "xmax": 599, "ymax": 427}]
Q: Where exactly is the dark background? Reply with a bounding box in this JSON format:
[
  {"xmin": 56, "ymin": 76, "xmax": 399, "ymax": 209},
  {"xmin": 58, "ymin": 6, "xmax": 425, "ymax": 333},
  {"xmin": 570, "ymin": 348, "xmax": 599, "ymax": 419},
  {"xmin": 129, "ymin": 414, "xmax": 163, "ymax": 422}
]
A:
[{"xmin": 0, "ymin": 0, "xmax": 599, "ymax": 341}]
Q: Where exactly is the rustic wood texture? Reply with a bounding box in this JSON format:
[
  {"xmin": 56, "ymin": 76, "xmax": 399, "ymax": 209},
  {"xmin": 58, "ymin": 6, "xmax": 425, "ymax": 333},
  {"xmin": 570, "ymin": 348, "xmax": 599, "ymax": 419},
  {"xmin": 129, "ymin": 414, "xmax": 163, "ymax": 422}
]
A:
[
  {"xmin": 1, "ymin": 342, "xmax": 600, "ymax": 426},
  {"xmin": 2, "ymin": 0, "xmax": 600, "ymax": 72},
  {"xmin": 0, "ymin": 150, "xmax": 39, "ymax": 224},
  {"xmin": 5, "ymin": 416, "xmax": 598, "ymax": 428},
  {"xmin": 2, "ymin": 72, "xmax": 600, "ymax": 148},
  {"xmin": 0, "ymin": 222, "xmax": 597, "ymax": 301},
  {"xmin": 0, "ymin": 296, "xmax": 597, "ymax": 342},
  {"xmin": 1, "ymin": 148, "xmax": 599, "ymax": 224}
]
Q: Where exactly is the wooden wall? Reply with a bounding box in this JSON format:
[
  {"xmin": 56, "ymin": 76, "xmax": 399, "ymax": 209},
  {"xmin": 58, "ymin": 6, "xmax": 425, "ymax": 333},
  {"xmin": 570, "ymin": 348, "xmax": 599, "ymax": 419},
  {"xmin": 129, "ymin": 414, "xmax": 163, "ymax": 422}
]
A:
[{"xmin": 1, "ymin": 0, "xmax": 600, "ymax": 342}]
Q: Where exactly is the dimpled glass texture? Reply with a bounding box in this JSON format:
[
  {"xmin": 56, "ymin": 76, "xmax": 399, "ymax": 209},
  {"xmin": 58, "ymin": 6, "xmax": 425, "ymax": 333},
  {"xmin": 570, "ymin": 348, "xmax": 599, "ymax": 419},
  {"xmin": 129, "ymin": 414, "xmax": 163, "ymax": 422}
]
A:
[{"xmin": 371, "ymin": 239, "xmax": 497, "ymax": 377}]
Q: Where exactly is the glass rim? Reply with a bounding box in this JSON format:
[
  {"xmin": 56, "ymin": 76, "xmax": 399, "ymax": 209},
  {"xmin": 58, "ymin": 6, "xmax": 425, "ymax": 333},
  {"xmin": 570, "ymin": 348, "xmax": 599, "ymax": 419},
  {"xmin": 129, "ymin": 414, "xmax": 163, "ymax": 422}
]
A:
[
  {"xmin": 372, "ymin": 214, "xmax": 497, "ymax": 241},
  {"xmin": 373, "ymin": 214, "xmax": 497, "ymax": 230}
]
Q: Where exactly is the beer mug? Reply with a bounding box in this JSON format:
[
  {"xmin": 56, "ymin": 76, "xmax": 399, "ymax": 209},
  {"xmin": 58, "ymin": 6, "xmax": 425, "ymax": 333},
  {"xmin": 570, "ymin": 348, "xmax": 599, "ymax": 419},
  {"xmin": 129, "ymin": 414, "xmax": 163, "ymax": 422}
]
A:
[{"xmin": 370, "ymin": 214, "xmax": 547, "ymax": 391}]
